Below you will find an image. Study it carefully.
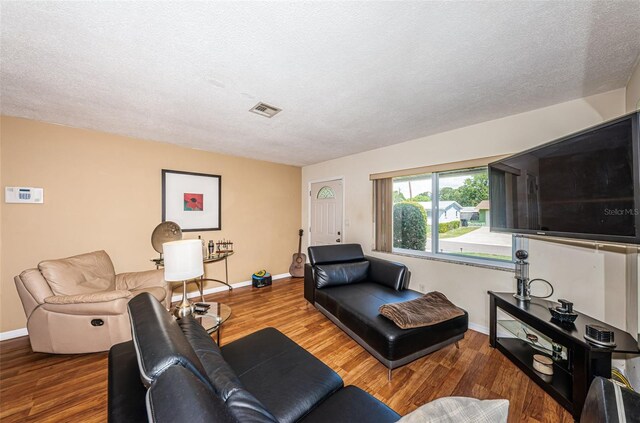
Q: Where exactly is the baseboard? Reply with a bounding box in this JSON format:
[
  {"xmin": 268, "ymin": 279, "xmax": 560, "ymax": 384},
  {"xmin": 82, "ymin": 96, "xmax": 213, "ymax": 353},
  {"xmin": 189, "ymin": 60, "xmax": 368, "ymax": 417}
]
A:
[
  {"xmin": 468, "ymin": 322, "xmax": 489, "ymax": 335},
  {"xmin": 0, "ymin": 327, "xmax": 29, "ymax": 341},
  {"xmin": 170, "ymin": 272, "xmax": 291, "ymax": 302},
  {"xmin": 1, "ymin": 273, "xmax": 293, "ymax": 342}
]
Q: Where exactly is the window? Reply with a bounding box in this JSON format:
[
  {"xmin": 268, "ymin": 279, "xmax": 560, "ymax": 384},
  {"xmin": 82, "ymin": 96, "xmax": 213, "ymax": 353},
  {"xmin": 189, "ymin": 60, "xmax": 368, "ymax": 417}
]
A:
[
  {"xmin": 389, "ymin": 166, "xmax": 514, "ymax": 267},
  {"xmin": 317, "ymin": 186, "xmax": 335, "ymax": 199}
]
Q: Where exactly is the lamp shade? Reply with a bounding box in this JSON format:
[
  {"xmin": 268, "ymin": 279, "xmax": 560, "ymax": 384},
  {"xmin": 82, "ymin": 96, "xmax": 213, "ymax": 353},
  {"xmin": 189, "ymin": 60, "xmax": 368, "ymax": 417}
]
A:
[{"xmin": 163, "ymin": 239, "xmax": 204, "ymax": 281}]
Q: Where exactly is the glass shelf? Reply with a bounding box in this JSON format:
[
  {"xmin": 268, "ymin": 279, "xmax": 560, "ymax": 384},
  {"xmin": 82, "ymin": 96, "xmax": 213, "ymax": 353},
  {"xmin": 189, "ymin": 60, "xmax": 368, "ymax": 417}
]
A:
[{"xmin": 498, "ymin": 319, "xmax": 567, "ymax": 361}]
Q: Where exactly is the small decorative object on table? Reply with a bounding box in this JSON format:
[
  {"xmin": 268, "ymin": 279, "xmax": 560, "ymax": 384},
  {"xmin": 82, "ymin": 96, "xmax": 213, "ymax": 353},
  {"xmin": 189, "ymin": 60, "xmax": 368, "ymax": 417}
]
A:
[
  {"xmin": 198, "ymin": 235, "xmax": 207, "ymax": 258},
  {"xmin": 552, "ymin": 342, "xmax": 563, "ymax": 361},
  {"xmin": 216, "ymin": 238, "xmax": 234, "ymax": 253},
  {"xmin": 151, "ymin": 221, "xmax": 182, "ymax": 260},
  {"xmin": 513, "ymin": 249, "xmax": 531, "ymax": 301},
  {"xmin": 532, "ymin": 354, "xmax": 554, "ymax": 382},
  {"xmin": 548, "ymin": 299, "xmax": 578, "ymax": 323},
  {"xmin": 252, "ymin": 270, "xmax": 272, "ymax": 288},
  {"xmin": 208, "ymin": 240, "xmax": 215, "ymax": 257},
  {"xmin": 194, "ymin": 302, "xmax": 211, "ymax": 314},
  {"xmin": 585, "ymin": 324, "xmax": 616, "ymax": 347}
]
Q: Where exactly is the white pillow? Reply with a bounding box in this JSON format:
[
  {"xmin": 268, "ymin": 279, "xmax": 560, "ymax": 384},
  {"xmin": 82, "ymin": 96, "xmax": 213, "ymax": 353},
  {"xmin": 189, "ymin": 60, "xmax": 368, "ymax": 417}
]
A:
[{"xmin": 398, "ymin": 397, "xmax": 509, "ymax": 423}]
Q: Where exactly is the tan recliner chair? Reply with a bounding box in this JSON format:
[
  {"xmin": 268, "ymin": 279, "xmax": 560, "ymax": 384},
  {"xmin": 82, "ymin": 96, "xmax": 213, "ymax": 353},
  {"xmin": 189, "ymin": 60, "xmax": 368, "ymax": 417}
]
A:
[{"xmin": 14, "ymin": 250, "xmax": 171, "ymax": 354}]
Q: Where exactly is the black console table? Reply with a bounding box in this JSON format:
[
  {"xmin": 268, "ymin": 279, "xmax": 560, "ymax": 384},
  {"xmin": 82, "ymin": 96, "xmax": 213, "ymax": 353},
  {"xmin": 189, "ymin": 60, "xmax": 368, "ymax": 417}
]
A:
[{"xmin": 488, "ymin": 291, "xmax": 639, "ymax": 420}]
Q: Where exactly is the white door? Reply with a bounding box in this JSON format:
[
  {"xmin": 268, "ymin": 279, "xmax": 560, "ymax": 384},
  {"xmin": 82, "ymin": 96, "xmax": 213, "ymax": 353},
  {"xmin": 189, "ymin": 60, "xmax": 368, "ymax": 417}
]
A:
[{"xmin": 310, "ymin": 179, "xmax": 343, "ymax": 246}]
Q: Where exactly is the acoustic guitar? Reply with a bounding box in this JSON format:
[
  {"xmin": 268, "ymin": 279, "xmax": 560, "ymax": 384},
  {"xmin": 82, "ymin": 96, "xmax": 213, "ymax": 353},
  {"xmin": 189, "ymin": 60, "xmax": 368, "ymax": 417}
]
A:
[{"xmin": 289, "ymin": 229, "xmax": 306, "ymax": 278}]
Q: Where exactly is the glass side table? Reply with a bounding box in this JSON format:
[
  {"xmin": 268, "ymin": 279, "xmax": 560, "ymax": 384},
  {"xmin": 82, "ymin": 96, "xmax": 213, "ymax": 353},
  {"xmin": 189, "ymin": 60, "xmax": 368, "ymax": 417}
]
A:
[{"xmin": 174, "ymin": 302, "xmax": 231, "ymax": 345}]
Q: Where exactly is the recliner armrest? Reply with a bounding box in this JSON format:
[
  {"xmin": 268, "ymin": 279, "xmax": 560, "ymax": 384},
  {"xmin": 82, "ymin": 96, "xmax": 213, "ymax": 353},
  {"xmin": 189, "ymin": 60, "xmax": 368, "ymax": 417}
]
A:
[
  {"xmin": 44, "ymin": 290, "xmax": 132, "ymax": 304},
  {"xmin": 116, "ymin": 269, "xmax": 166, "ymax": 291},
  {"xmin": 15, "ymin": 269, "xmax": 55, "ymax": 318},
  {"xmin": 40, "ymin": 297, "xmax": 131, "ymax": 315},
  {"xmin": 365, "ymin": 256, "xmax": 410, "ymax": 290}
]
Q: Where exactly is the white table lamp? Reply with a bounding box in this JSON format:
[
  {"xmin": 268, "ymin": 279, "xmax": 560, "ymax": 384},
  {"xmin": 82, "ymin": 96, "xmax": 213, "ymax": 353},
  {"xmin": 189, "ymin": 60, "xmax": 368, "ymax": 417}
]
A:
[{"xmin": 163, "ymin": 239, "xmax": 204, "ymax": 317}]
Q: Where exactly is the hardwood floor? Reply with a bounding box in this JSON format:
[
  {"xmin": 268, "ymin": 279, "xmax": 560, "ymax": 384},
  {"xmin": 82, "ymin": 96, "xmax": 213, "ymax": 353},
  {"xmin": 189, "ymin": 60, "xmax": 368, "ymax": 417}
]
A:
[{"xmin": 0, "ymin": 277, "xmax": 572, "ymax": 422}]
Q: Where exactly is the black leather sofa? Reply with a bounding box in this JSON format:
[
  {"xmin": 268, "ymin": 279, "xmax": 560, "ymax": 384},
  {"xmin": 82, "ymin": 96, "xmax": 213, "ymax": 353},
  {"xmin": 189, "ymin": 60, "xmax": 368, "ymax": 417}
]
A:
[
  {"xmin": 108, "ymin": 293, "xmax": 401, "ymax": 423},
  {"xmin": 304, "ymin": 244, "xmax": 468, "ymax": 378}
]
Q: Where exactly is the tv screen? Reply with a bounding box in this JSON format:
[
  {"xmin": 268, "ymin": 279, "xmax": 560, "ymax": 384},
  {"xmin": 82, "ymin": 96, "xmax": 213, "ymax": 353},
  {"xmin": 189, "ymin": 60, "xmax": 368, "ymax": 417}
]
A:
[{"xmin": 489, "ymin": 112, "xmax": 640, "ymax": 244}]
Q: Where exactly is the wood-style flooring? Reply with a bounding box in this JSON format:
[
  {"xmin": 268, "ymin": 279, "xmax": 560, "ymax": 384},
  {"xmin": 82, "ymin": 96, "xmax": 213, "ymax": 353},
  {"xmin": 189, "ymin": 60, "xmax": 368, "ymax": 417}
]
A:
[{"xmin": 0, "ymin": 277, "xmax": 572, "ymax": 422}]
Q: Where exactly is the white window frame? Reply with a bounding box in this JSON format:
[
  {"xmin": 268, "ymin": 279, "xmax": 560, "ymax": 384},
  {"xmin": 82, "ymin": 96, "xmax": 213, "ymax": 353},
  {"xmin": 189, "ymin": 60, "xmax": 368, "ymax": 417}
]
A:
[{"xmin": 391, "ymin": 167, "xmax": 522, "ymax": 271}]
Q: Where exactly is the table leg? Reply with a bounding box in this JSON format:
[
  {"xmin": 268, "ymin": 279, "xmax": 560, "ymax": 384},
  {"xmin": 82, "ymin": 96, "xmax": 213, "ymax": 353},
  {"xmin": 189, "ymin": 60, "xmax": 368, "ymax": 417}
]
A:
[
  {"xmin": 489, "ymin": 294, "xmax": 497, "ymax": 348},
  {"xmin": 198, "ymin": 277, "xmax": 205, "ymax": 302},
  {"xmin": 224, "ymin": 257, "xmax": 232, "ymax": 291},
  {"xmin": 199, "ymin": 255, "xmax": 233, "ymax": 291}
]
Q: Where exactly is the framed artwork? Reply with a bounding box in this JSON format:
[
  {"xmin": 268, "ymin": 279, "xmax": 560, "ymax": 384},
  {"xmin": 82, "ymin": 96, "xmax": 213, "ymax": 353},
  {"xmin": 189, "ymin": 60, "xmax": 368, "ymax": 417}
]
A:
[{"xmin": 162, "ymin": 169, "xmax": 221, "ymax": 231}]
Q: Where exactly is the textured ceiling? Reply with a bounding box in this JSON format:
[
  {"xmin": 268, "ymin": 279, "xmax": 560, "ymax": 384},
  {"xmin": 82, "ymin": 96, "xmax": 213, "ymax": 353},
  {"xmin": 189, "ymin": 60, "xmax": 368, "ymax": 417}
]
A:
[{"xmin": 1, "ymin": 1, "xmax": 639, "ymax": 166}]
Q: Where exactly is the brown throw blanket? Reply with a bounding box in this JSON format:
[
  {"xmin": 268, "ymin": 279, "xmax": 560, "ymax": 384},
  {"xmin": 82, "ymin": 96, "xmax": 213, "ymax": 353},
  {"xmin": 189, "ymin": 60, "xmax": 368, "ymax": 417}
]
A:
[{"xmin": 379, "ymin": 291, "xmax": 464, "ymax": 329}]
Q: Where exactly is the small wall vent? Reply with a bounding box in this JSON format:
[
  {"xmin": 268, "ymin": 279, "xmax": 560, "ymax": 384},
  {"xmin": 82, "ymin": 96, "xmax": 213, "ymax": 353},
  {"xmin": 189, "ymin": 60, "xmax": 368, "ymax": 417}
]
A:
[{"xmin": 249, "ymin": 102, "xmax": 282, "ymax": 118}]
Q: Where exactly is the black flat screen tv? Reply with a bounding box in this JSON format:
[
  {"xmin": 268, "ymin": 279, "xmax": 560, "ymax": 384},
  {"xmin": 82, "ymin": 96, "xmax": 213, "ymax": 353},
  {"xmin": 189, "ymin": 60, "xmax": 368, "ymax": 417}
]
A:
[{"xmin": 489, "ymin": 111, "xmax": 640, "ymax": 244}]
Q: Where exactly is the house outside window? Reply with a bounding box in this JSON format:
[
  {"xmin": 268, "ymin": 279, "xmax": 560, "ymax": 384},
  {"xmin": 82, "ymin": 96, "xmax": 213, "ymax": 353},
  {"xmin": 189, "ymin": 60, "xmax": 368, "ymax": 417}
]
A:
[{"xmin": 391, "ymin": 166, "xmax": 514, "ymax": 266}]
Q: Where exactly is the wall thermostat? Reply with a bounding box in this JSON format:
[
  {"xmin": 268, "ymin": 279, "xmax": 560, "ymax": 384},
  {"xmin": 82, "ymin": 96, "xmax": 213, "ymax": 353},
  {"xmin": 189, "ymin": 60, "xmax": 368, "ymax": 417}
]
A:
[{"xmin": 5, "ymin": 187, "xmax": 44, "ymax": 204}]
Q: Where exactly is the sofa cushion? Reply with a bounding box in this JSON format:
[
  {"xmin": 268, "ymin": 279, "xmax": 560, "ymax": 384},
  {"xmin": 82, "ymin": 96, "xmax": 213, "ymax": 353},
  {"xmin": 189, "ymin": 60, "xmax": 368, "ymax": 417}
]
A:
[
  {"xmin": 128, "ymin": 293, "xmax": 209, "ymax": 388},
  {"xmin": 221, "ymin": 327, "xmax": 344, "ymax": 423},
  {"xmin": 178, "ymin": 317, "xmax": 279, "ymax": 423},
  {"xmin": 397, "ymin": 397, "xmax": 509, "ymax": 423},
  {"xmin": 315, "ymin": 283, "xmax": 468, "ymax": 362},
  {"xmin": 146, "ymin": 366, "xmax": 237, "ymax": 423},
  {"xmin": 225, "ymin": 388, "xmax": 279, "ymax": 423},
  {"xmin": 315, "ymin": 261, "xmax": 369, "ymax": 289},
  {"xmin": 39, "ymin": 250, "xmax": 116, "ymax": 296},
  {"xmin": 300, "ymin": 386, "xmax": 400, "ymax": 423},
  {"xmin": 308, "ymin": 244, "xmax": 365, "ymax": 266},
  {"xmin": 178, "ymin": 316, "xmax": 241, "ymax": 399}
]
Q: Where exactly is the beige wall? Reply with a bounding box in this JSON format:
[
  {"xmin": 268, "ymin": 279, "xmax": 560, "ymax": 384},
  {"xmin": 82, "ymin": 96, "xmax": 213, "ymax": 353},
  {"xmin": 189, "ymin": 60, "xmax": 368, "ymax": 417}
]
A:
[
  {"xmin": 0, "ymin": 116, "xmax": 301, "ymax": 333},
  {"xmin": 626, "ymin": 58, "xmax": 640, "ymax": 112},
  {"xmin": 302, "ymin": 88, "xmax": 630, "ymax": 331}
]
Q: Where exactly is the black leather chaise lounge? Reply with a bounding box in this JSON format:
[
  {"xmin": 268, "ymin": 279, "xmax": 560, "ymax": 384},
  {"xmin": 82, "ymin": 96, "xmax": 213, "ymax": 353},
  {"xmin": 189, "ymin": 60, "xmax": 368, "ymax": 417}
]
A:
[{"xmin": 304, "ymin": 244, "xmax": 468, "ymax": 379}]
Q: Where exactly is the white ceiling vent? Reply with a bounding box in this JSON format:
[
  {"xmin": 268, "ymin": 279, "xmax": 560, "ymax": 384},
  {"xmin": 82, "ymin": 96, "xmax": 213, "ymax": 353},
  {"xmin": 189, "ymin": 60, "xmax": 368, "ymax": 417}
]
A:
[{"xmin": 249, "ymin": 102, "xmax": 282, "ymax": 118}]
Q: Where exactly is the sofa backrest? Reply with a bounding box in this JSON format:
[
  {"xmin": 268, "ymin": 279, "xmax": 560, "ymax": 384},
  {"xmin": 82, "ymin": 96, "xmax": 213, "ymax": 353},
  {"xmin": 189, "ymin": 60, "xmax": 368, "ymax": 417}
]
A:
[
  {"xmin": 308, "ymin": 244, "xmax": 365, "ymax": 266},
  {"xmin": 308, "ymin": 244, "xmax": 410, "ymax": 291},
  {"xmin": 128, "ymin": 293, "xmax": 210, "ymax": 388},
  {"xmin": 38, "ymin": 250, "xmax": 116, "ymax": 296},
  {"xmin": 314, "ymin": 261, "xmax": 370, "ymax": 289}
]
